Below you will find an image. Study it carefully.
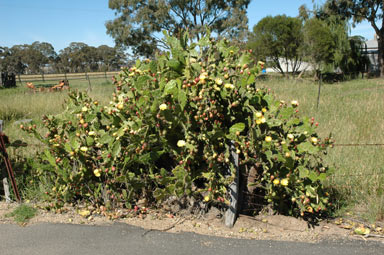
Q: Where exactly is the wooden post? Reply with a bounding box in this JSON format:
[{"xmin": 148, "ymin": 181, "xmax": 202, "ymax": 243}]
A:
[
  {"xmin": 17, "ymin": 74, "xmax": 22, "ymax": 86},
  {"xmin": 224, "ymin": 141, "xmax": 239, "ymax": 228},
  {"xmin": 86, "ymin": 73, "xmax": 92, "ymax": 92},
  {"xmin": 0, "ymin": 120, "xmax": 11, "ymax": 203},
  {"xmin": 41, "ymin": 72, "xmax": 45, "ymax": 82},
  {"xmin": 316, "ymin": 72, "xmax": 322, "ymax": 110},
  {"xmin": 2, "ymin": 178, "xmax": 11, "ymax": 203}
]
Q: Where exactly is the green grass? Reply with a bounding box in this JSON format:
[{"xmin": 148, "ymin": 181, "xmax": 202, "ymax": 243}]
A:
[
  {"xmin": 0, "ymin": 78, "xmax": 114, "ymax": 156},
  {"xmin": 258, "ymin": 77, "xmax": 384, "ymax": 222},
  {"xmin": 1, "ymin": 75, "xmax": 383, "ymax": 222},
  {"xmin": 5, "ymin": 204, "xmax": 38, "ymax": 224}
]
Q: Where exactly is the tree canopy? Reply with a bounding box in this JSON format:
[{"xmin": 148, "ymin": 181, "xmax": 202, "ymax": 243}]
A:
[
  {"xmin": 302, "ymin": 18, "xmax": 336, "ymax": 73},
  {"xmin": 106, "ymin": 0, "xmax": 250, "ymax": 57},
  {"xmin": 0, "ymin": 42, "xmax": 127, "ymax": 75},
  {"xmin": 248, "ymin": 15, "xmax": 303, "ymax": 76},
  {"xmin": 324, "ymin": 0, "xmax": 384, "ymax": 76}
]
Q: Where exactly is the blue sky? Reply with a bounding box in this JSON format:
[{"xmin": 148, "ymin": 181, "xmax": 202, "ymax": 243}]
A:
[{"xmin": 0, "ymin": 0, "xmax": 375, "ymax": 52}]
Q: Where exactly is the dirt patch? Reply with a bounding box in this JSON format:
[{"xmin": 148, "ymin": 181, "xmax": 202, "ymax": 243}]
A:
[{"xmin": 0, "ymin": 201, "xmax": 383, "ymax": 243}]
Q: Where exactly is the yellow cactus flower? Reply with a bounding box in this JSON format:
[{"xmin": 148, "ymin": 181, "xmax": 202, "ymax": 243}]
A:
[
  {"xmin": 159, "ymin": 103, "xmax": 167, "ymax": 111},
  {"xmin": 199, "ymin": 72, "xmax": 208, "ymax": 81},
  {"xmin": 265, "ymin": 136, "xmax": 272, "ymax": 142},
  {"xmin": 224, "ymin": 83, "xmax": 234, "ymax": 89},
  {"xmin": 311, "ymin": 137, "xmax": 318, "ymax": 144},
  {"xmin": 215, "ymin": 78, "xmax": 223, "ymax": 85},
  {"xmin": 255, "ymin": 112, "xmax": 263, "ymax": 118},
  {"xmin": 273, "ymin": 178, "xmax": 280, "ymax": 185},
  {"xmin": 93, "ymin": 169, "xmax": 101, "ymax": 177},
  {"xmin": 177, "ymin": 140, "xmax": 186, "ymax": 147},
  {"xmin": 281, "ymin": 178, "xmax": 289, "ymax": 186}
]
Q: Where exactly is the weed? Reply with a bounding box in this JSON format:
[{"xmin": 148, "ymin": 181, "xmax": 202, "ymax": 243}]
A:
[{"xmin": 5, "ymin": 204, "xmax": 37, "ymax": 224}]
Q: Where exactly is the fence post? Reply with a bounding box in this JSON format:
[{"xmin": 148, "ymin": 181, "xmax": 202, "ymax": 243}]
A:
[
  {"xmin": 17, "ymin": 74, "xmax": 22, "ymax": 86},
  {"xmin": 41, "ymin": 72, "xmax": 45, "ymax": 82},
  {"xmin": 86, "ymin": 73, "xmax": 92, "ymax": 92},
  {"xmin": 316, "ymin": 72, "xmax": 322, "ymax": 110},
  {"xmin": 224, "ymin": 141, "xmax": 240, "ymax": 228}
]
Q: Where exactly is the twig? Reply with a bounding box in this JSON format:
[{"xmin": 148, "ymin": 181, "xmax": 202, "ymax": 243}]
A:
[
  {"xmin": 366, "ymin": 234, "xmax": 384, "ymax": 238},
  {"xmin": 341, "ymin": 217, "xmax": 379, "ymax": 228},
  {"xmin": 141, "ymin": 217, "xmax": 186, "ymax": 237}
]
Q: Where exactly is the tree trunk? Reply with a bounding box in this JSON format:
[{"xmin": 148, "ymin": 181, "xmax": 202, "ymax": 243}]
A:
[{"xmin": 379, "ymin": 31, "xmax": 384, "ymax": 77}]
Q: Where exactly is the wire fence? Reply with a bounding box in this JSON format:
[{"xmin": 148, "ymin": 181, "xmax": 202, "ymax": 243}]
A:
[
  {"xmin": 333, "ymin": 143, "xmax": 384, "ymax": 147},
  {"xmin": 15, "ymin": 71, "xmax": 119, "ymax": 84}
]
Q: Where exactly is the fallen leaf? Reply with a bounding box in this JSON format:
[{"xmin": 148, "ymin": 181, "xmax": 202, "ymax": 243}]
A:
[
  {"xmin": 354, "ymin": 227, "xmax": 370, "ymax": 235},
  {"xmin": 78, "ymin": 209, "xmax": 91, "ymax": 217}
]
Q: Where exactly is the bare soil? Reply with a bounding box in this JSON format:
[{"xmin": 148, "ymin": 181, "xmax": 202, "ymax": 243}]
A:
[{"xmin": 1, "ymin": 201, "xmax": 383, "ymax": 243}]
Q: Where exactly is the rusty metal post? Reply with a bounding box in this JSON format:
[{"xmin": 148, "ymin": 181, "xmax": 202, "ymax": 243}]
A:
[
  {"xmin": 0, "ymin": 120, "xmax": 10, "ymax": 202},
  {"xmin": 0, "ymin": 120, "xmax": 21, "ymax": 202}
]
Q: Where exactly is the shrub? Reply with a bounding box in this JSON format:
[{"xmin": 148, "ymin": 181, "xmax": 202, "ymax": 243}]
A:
[{"xmin": 25, "ymin": 30, "xmax": 334, "ymax": 217}]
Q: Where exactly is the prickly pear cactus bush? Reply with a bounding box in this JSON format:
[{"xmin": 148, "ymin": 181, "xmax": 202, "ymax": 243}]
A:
[{"xmin": 26, "ymin": 30, "xmax": 334, "ymax": 217}]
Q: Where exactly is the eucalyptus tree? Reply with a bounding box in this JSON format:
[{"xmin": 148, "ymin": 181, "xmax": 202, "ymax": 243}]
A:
[
  {"xmin": 324, "ymin": 0, "xmax": 384, "ymax": 76},
  {"xmin": 106, "ymin": 0, "xmax": 250, "ymax": 57},
  {"xmin": 248, "ymin": 15, "xmax": 304, "ymax": 76}
]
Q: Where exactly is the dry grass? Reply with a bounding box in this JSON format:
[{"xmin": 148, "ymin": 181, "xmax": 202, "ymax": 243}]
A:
[{"xmin": 259, "ymin": 77, "xmax": 384, "ymax": 221}]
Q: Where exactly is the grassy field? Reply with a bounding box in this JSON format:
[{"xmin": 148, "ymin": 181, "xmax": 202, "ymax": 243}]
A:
[
  {"xmin": 259, "ymin": 77, "xmax": 384, "ymax": 222},
  {"xmin": 1, "ymin": 75, "xmax": 383, "ymax": 222},
  {"xmin": 0, "ymin": 78, "xmax": 115, "ymax": 165}
]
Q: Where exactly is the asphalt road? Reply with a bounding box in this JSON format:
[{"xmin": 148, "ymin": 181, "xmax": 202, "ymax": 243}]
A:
[{"xmin": 0, "ymin": 223, "xmax": 383, "ymax": 255}]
